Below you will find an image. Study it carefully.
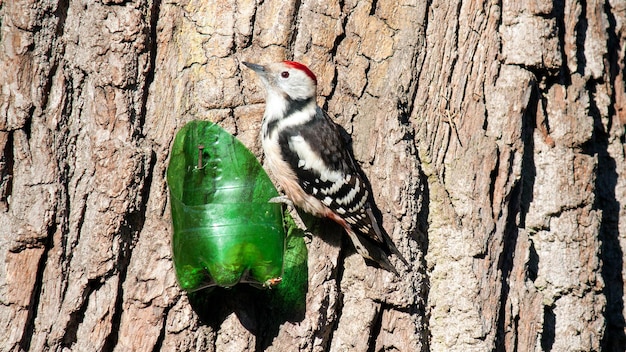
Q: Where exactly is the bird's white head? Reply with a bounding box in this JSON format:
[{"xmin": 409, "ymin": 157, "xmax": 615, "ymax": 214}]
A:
[{"xmin": 243, "ymin": 61, "xmax": 317, "ymax": 101}]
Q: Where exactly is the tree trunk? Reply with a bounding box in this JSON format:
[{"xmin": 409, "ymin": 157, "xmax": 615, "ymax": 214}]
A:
[{"xmin": 1, "ymin": 0, "xmax": 624, "ymax": 351}]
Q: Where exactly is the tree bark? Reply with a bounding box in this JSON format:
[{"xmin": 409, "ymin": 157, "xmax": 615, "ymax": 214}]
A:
[{"xmin": 1, "ymin": 0, "xmax": 624, "ymax": 351}]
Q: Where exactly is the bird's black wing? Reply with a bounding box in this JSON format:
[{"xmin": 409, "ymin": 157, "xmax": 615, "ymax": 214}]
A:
[
  {"xmin": 277, "ymin": 107, "xmax": 383, "ymax": 243},
  {"xmin": 278, "ymin": 107, "xmax": 409, "ymax": 269}
]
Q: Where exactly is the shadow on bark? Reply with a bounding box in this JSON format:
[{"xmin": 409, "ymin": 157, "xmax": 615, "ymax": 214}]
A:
[
  {"xmin": 495, "ymin": 79, "xmax": 540, "ymax": 351},
  {"xmin": 586, "ymin": 96, "xmax": 625, "ymax": 351},
  {"xmin": 415, "ymin": 169, "xmax": 430, "ymax": 352},
  {"xmin": 598, "ymin": 4, "xmax": 626, "ymax": 350},
  {"xmin": 591, "ymin": 107, "xmax": 625, "ymax": 352},
  {"xmin": 187, "ymin": 275, "xmax": 308, "ymax": 349},
  {"xmin": 540, "ymin": 306, "xmax": 556, "ymax": 351},
  {"xmin": 578, "ymin": 5, "xmax": 626, "ymax": 346}
]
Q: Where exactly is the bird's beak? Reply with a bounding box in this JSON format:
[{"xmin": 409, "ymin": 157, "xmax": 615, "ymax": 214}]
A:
[{"xmin": 242, "ymin": 62, "xmax": 266, "ymax": 75}]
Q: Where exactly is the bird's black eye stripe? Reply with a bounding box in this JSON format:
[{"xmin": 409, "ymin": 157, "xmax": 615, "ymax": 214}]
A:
[{"xmin": 281, "ymin": 71, "xmax": 289, "ymax": 78}]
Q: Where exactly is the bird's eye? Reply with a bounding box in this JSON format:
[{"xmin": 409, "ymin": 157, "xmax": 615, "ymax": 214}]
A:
[{"xmin": 281, "ymin": 71, "xmax": 290, "ymax": 78}]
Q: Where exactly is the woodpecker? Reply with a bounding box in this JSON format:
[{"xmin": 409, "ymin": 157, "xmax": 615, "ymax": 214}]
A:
[{"xmin": 243, "ymin": 60, "xmax": 407, "ymax": 274}]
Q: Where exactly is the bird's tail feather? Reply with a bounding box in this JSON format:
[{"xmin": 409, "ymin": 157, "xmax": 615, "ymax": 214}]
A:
[
  {"xmin": 365, "ymin": 207, "xmax": 409, "ymax": 268},
  {"xmin": 345, "ymin": 227, "xmax": 402, "ymax": 275}
]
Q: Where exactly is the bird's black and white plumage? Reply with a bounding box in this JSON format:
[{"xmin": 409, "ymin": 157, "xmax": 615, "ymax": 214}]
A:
[{"xmin": 243, "ymin": 60, "xmax": 407, "ymax": 274}]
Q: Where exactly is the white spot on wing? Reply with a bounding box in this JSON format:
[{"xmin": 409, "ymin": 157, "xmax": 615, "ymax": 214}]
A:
[
  {"xmin": 321, "ymin": 179, "xmax": 345, "ymax": 195},
  {"xmin": 288, "ymin": 135, "xmax": 343, "ymax": 183},
  {"xmin": 348, "ymin": 190, "xmax": 369, "ymax": 213},
  {"xmin": 336, "ymin": 187, "xmax": 359, "ymax": 206}
]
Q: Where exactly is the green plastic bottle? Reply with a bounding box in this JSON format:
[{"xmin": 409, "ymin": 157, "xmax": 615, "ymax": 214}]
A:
[{"xmin": 167, "ymin": 121, "xmax": 285, "ymax": 291}]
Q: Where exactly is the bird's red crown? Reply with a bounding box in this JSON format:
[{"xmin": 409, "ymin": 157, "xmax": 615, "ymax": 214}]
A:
[{"xmin": 283, "ymin": 61, "xmax": 317, "ymax": 84}]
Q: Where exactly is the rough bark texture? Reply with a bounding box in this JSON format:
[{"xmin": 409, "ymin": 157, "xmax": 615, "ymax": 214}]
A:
[{"xmin": 0, "ymin": 0, "xmax": 624, "ymax": 351}]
